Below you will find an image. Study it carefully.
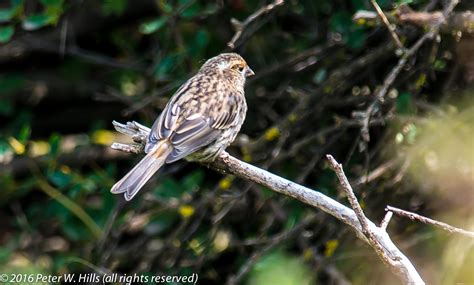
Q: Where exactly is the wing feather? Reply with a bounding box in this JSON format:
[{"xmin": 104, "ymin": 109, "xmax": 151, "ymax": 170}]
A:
[
  {"xmin": 167, "ymin": 116, "xmax": 220, "ymax": 163},
  {"xmin": 145, "ymin": 75, "xmax": 243, "ymax": 162}
]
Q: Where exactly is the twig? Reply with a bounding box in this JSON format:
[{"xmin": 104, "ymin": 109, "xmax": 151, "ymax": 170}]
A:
[
  {"xmin": 353, "ymin": 158, "xmax": 398, "ymax": 186},
  {"xmin": 59, "ymin": 18, "xmax": 68, "ymax": 58},
  {"xmin": 380, "ymin": 211, "xmax": 393, "ymax": 231},
  {"xmin": 354, "ymin": 8, "xmax": 474, "ymax": 35},
  {"xmin": 96, "ymin": 199, "xmax": 126, "ymax": 253},
  {"xmin": 360, "ymin": 33, "xmax": 429, "ymax": 141},
  {"xmin": 326, "ymin": 155, "xmax": 398, "ymax": 263},
  {"xmin": 122, "ymin": 82, "xmax": 182, "ymax": 116},
  {"xmin": 2, "ymin": 35, "xmax": 146, "ymax": 71},
  {"xmin": 251, "ymin": 44, "xmax": 329, "ymax": 80},
  {"xmin": 326, "ymin": 155, "xmax": 371, "ymax": 234},
  {"xmin": 370, "ymin": 0, "xmax": 403, "ymax": 49},
  {"xmin": 227, "ymin": 0, "xmax": 284, "ymax": 49},
  {"xmin": 110, "ymin": 120, "xmax": 425, "ymax": 285},
  {"xmin": 386, "ymin": 206, "xmax": 474, "ymax": 238},
  {"xmin": 360, "ymin": 0, "xmax": 460, "ymax": 142}
]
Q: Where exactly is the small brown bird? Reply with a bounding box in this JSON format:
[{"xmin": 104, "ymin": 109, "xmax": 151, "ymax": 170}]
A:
[{"xmin": 111, "ymin": 53, "xmax": 254, "ymax": 200}]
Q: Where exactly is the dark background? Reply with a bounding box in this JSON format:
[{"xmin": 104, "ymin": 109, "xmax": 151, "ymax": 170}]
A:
[{"xmin": 0, "ymin": 0, "xmax": 473, "ymax": 284}]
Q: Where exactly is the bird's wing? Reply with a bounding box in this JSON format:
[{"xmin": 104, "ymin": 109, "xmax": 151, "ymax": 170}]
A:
[
  {"xmin": 146, "ymin": 84, "xmax": 186, "ymax": 149},
  {"xmin": 166, "ymin": 115, "xmax": 221, "ymax": 163},
  {"xmin": 146, "ymin": 81, "xmax": 243, "ymax": 163}
]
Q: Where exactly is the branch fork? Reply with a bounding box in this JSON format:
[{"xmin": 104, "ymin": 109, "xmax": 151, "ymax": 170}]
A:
[{"xmin": 111, "ymin": 120, "xmax": 425, "ymax": 285}]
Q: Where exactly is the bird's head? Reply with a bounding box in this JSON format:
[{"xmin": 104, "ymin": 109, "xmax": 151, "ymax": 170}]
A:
[{"xmin": 200, "ymin": 53, "xmax": 254, "ymax": 88}]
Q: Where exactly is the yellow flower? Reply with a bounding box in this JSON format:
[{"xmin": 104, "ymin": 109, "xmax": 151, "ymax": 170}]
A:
[
  {"xmin": 29, "ymin": 140, "xmax": 50, "ymax": 157},
  {"xmin": 179, "ymin": 205, "xmax": 195, "ymax": 218},
  {"xmin": 264, "ymin": 127, "xmax": 280, "ymax": 141},
  {"xmin": 303, "ymin": 248, "xmax": 313, "ymax": 261},
  {"xmin": 219, "ymin": 176, "xmax": 234, "ymax": 190},
  {"xmin": 91, "ymin": 130, "xmax": 115, "ymax": 145},
  {"xmin": 324, "ymin": 239, "xmax": 339, "ymax": 257},
  {"xmin": 8, "ymin": 137, "xmax": 25, "ymax": 155}
]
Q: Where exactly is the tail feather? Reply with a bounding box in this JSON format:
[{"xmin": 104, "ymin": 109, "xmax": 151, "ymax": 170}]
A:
[{"xmin": 111, "ymin": 141, "xmax": 171, "ymax": 201}]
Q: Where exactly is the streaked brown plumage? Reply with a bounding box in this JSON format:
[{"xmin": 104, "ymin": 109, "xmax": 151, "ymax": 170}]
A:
[{"xmin": 111, "ymin": 53, "xmax": 254, "ymax": 200}]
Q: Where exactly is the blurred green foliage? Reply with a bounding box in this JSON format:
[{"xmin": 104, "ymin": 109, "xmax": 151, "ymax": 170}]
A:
[
  {"xmin": 0, "ymin": 0, "xmax": 65, "ymax": 36},
  {"xmin": 0, "ymin": 0, "xmax": 473, "ymax": 284},
  {"xmin": 248, "ymin": 250, "xmax": 314, "ymax": 285}
]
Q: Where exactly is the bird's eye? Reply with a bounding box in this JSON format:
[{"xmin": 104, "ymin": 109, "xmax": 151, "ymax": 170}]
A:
[{"xmin": 232, "ymin": 64, "xmax": 245, "ymax": 72}]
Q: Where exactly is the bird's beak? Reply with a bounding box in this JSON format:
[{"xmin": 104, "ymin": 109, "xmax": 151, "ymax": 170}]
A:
[{"xmin": 245, "ymin": 66, "xmax": 255, "ymax": 77}]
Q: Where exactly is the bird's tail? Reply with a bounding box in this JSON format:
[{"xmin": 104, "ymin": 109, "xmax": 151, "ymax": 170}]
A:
[{"xmin": 111, "ymin": 140, "xmax": 172, "ymax": 201}]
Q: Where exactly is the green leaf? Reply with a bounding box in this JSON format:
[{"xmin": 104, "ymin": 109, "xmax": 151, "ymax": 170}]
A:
[
  {"xmin": 0, "ymin": 247, "xmax": 12, "ymax": 264},
  {"xmin": 315, "ymin": 168, "xmax": 337, "ymax": 197},
  {"xmin": 154, "ymin": 55, "xmax": 176, "ymax": 80},
  {"xmin": 193, "ymin": 30, "xmax": 209, "ymax": 52},
  {"xmin": 347, "ymin": 28, "xmax": 367, "ymax": 49},
  {"xmin": 17, "ymin": 124, "xmax": 31, "ymax": 144},
  {"xmin": 0, "ymin": 141, "xmax": 10, "ymax": 156},
  {"xmin": 181, "ymin": 1, "xmax": 200, "ymax": 18},
  {"xmin": 154, "ymin": 177, "xmax": 185, "ymax": 199},
  {"xmin": 47, "ymin": 171, "xmax": 71, "ymax": 188},
  {"xmin": 0, "ymin": 0, "xmax": 23, "ymax": 23},
  {"xmin": 157, "ymin": 1, "xmax": 173, "ymax": 14},
  {"xmin": 49, "ymin": 133, "xmax": 61, "ymax": 156},
  {"xmin": 12, "ymin": 0, "xmax": 24, "ymax": 6},
  {"xmin": 330, "ymin": 12, "xmax": 352, "ymax": 33},
  {"xmin": 182, "ymin": 170, "xmax": 204, "ymax": 192},
  {"xmin": 202, "ymin": 3, "xmax": 219, "ymax": 16},
  {"xmin": 0, "ymin": 100, "xmax": 13, "ymax": 116},
  {"xmin": 81, "ymin": 178, "xmax": 97, "ymax": 193},
  {"xmin": 0, "ymin": 73, "xmax": 25, "ymax": 94},
  {"xmin": 284, "ymin": 201, "xmax": 305, "ymax": 229},
  {"xmin": 330, "ymin": 11, "xmax": 366, "ymax": 50},
  {"xmin": 396, "ymin": 92, "xmax": 415, "ymax": 114},
  {"xmin": 40, "ymin": 0, "xmax": 63, "ymax": 6},
  {"xmin": 45, "ymin": 5, "xmax": 64, "ymax": 22},
  {"xmin": 58, "ymin": 59, "xmax": 91, "ymax": 80},
  {"xmin": 145, "ymin": 212, "xmax": 177, "ymax": 235},
  {"xmin": 313, "ymin": 69, "xmax": 327, "ymax": 84},
  {"xmin": 0, "ymin": 9, "xmax": 15, "ymax": 23},
  {"xmin": 22, "ymin": 14, "xmax": 54, "ymax": 31},
  {"xmin": 0, "ymin": 25, "xmax": 14, "ymax": 43},
  {"xmin": 259, "ymin": 186, "xmax": 276, "ymax": 198},
  {"xmin": 139, "ymin": 17, "xmax": 167, "ymax": 34},
  {"xmin": 249, "ymin": 250, "xmax": 314, "ymax": 285},
  {"xmin": 377, "ymin": 0, "xmax": 393, "ymax": 8},
  {"xmin": 62, "ymin": 218, "xmax": 90, "ymax": 241},
  {"xmin": 434, "ymin": 59, "xmax": 447, "ymax": 70},
  {"xmin": 351, "ymin": 0, "xmax": 366, "ymax": 10},
  {"xmin": 102, "ymin": 0, "xmax": 127, "ymax": 16}
]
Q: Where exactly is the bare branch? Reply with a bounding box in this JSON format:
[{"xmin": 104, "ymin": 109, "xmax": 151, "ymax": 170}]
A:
[
  {"xmin": 386, "ymin": 206, "xmax": 474, "ymax": 238},
  {"xmin": 111, "ymin": 120, "xmax": 425, "ymax": 285},
  {"xmin": 326, "ymin": 155, "xmax": 399, "ymax": 269},
  {"xmin": 354, "ymin": 8, "xmax": 474, "ymax": 35},
  {"xmin": 370, "ymin": 0, "xmax": 404, "ymax": 49},
  {"xmin": 352, "ymin": 158, "xmax": 398, "ymax": 186},
  {"xmin": 360, "ymin": 0, "xmax": 460, "ymax": 142},
  {"xmin": 110, "ymin": 142, "xmax": 143, "ymax": 154},
  {"xmin": 380, "ymin": 211, "xmax": 394, "ymax": 231},
  {"xmin": 227, "ymin": 0, "xmax": 285, "ymax": 49},
  {"xmin": 326, "ymin": 155, "xmax": 371, "ymax": 235}
]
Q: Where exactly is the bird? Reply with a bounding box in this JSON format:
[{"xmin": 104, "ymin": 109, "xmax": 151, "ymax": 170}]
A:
[{"xmin": 111, "ymin": 53, "xmax": 254, "ymax": 201}]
